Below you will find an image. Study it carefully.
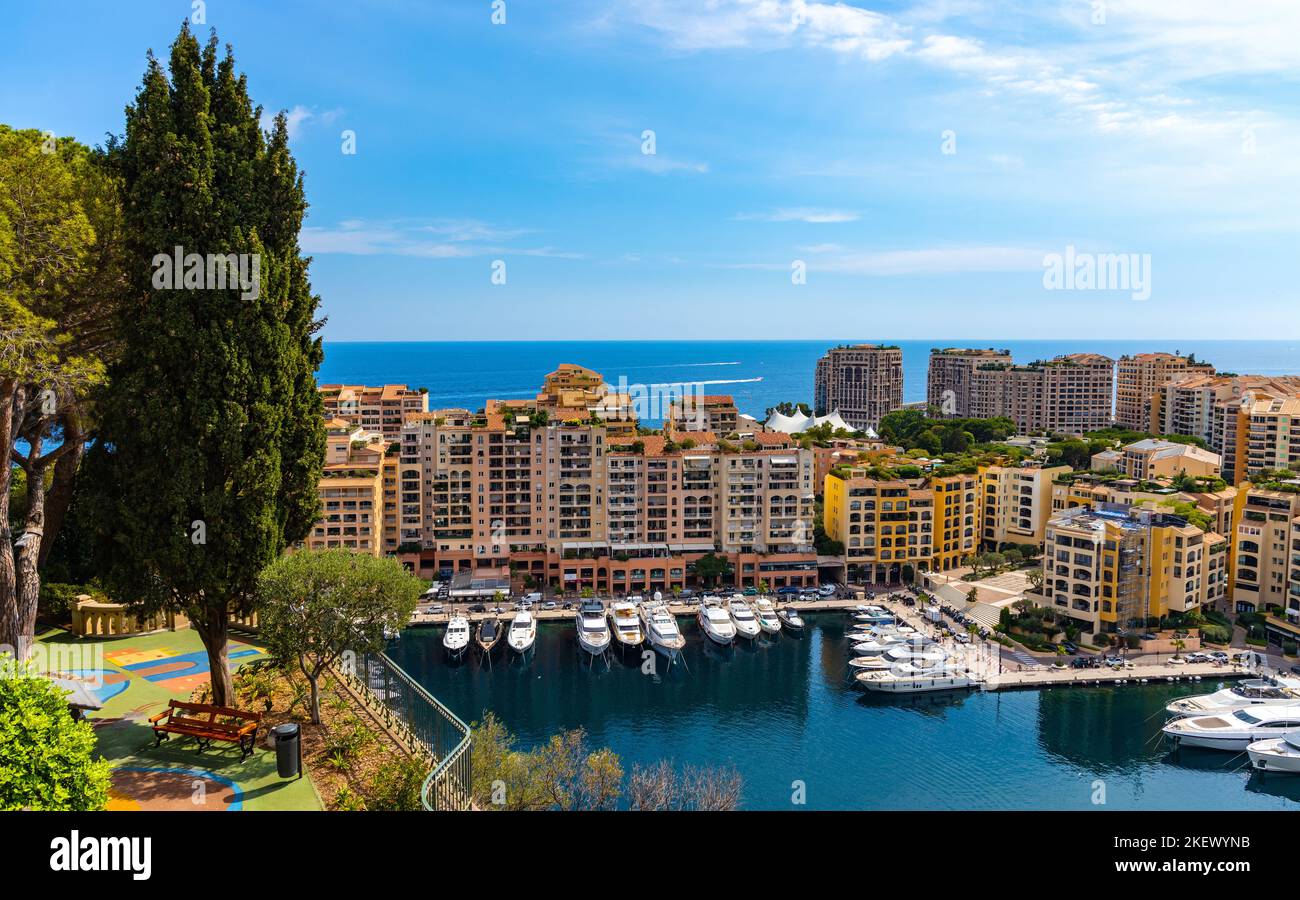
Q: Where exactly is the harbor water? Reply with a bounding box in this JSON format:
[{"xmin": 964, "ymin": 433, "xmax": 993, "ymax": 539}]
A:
[{"xmin": 385, "ymin": 614, "xmax": 1300, "ymax": 810}]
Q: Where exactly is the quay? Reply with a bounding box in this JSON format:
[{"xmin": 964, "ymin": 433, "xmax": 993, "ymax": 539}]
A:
[
  {"xmin": 407, "ymin": 594, "xmax": 869, "ymax": 627},
  {"xmin": 982, "ymin": 663, "xmax": 1249, "ymax": 692}
]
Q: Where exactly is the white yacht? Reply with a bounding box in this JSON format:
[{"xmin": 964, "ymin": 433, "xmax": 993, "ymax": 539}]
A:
[
  {"xmin": 752, "ymin": 597, "xmax": 782, "ymax": 635},
  {"xmin": 608, "ymin": 601, "xmax": 645, "ymax": 649},
  {"xmin": 442, "ymin": 615, "xmax": 471, "ymax": 658},
  {"xmin": 777, "ymin": 607, "xmax": 805, "ymax": 631},
  {"xmin": 727, "ymin": 597, "xmax": 761, "ymax": 640},
  {"xmin": 856, "ymin": 665, "xmax": 975, "ymax": 694},
  {"xmin": 1248, "ymin": 731, "xmax": 1300, "ymax": 773},
  {"xmin": 640, "ymin": 601, "xmax": 686, "ymax": 657},
  {"xmin": 1161, "ymin": 705, "xmax": 1300, "ymax": 751},
  {"xmin": 1165, "ymin": 677, "xmax": 1300, "ymax": 719},
  {"xmin": 506, "ymin": 609, "xmax": 537, "ymax": 654},
  {"xmin": 852, "ymin": 605, "xmax": 894, "ymax": 625},
  {"xmin": 575, "ymin": 601, "xmax": 610, "ymax": 656},
  {"xmin": 698, "ymin": 598, "xmax": 737, "ymax": 646}
]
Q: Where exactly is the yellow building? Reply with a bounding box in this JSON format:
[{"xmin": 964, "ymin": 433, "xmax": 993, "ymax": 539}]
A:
[
  {"xmin": 307, "ymin": 421, "xmax": 399, "ymax": 556},
  {"xmin": 1115, "ymin": 352, "xmax": 1213, "ymax": 432},
  {"xmin": 824, "ymin": 467, "xmax": 976, "ymax": 582},
  {"xmin": 1040, "ymin": 504, "xmax": 1228, "ymax": 636},
  {"xmin": 978, "ymin": 462, "xmax": 1072, "ymax": 549}
]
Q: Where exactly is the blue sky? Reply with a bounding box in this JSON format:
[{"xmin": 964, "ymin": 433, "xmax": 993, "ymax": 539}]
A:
[{"xmin": 3, "ymin": 0, "xmax": 1298, "ymax": 340}]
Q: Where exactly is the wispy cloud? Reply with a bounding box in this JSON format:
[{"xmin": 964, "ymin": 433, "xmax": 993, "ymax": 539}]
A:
[
  {"xmin": 301, "ymin": 219, "xmax": 581, "ymax": 259},
  {"xmin": 726, "ymin": 244, "xmax": 1044, "ymax": 275},
  {"xmin": 259, "ymin": 104, "xmax": 344, "ymax": 139},
  {"xmin": 735, "ymin": 208, "xmax": 859, "ymax": 223}
]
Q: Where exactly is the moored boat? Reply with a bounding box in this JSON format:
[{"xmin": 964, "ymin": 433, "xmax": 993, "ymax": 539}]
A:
[
  {"xmin": 1165, "ymin": 676, "xmax": 1300, "ymax": 719},
  {"xmin": 576, "ymin": 600, "xmax": 611, "ymax": 656},
  {"xmin": 1161, "ymin": 705, "xmax": 1300, "ymax": 751},
  {"xmin": 443, "ymin": 615, "xmax": 471, "ymax": 658},
  {"xmin": 640, "ymin": 600, "xmax": 686, "ymax": 657},
  {"xmin": 698, "ymin": 598, "xmax": 736, "ymax": 646},
  {"xmin": 1248, "ymin": 730, "xmax": 1300, "ymax": 773},
  {"xmin": 506, "ymin": 609, "xmax": 537, "ymax": 654},
  {"xmin": 752, "ymin": 597, "xmax": 782, "ymax": 635},
  {"xmin": 609, "ymin": 601, "xmax": 645, "ymax": 649},
  {"xmin": 727, "ymin": 596, "xmax": 761, "ymax": 640},
  {"xmin": 475, "ymin": 617, "xmax": 501, "ymax": 655},
  {"xmin": 777, "ymin": 607, "xmax": 805, "ymax": 630}
]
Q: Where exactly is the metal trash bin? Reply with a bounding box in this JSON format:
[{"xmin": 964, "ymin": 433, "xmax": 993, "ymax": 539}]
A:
[{"xmin": 272, "ymin": 723, "xmax": 301, "ymax": 779}]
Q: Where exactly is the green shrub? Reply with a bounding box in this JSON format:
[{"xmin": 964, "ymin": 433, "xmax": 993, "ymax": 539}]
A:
[
  {"xmin": 38, "ymin": 583, "xmax": 97, "ymax": 622},
  {"xmin": 1284, "ymin": 641, "xmax": 1298, "ymax": 657},
  {"xmin": 367, "ymin": 755, "xmax": 428, "ymax": 811},
  {"xmin": 0, "ymin": 667, "xmax": 110, "ymax": 810},
  {"xmin": 1199, "ymin": 623, "xmax": 1231, "ymax": 645}
]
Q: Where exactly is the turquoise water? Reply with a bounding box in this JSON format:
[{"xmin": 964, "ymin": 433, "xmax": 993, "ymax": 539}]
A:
[
  {"xmin": 321, "ymin": 339, "xmax": 1300, "ymax": 423},
  {"xmin": 385, "ymin": 614, "xmax": 1300, "ymax": 810}
]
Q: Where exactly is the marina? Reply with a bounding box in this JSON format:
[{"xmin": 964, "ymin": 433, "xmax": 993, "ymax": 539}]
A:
[{"xmin": 385, "ymin": 611, "xmax": 1300, "ymax": 810}]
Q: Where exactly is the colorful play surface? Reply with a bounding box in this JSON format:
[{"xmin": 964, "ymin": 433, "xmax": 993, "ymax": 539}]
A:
[{"xmin": 36, "ymin": 627, "xmax": 321, "ymax": 812}]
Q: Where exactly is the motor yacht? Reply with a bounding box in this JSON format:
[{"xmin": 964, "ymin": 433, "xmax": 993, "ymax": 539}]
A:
[
  {"xmin": 1161, "ymin": 705, "xmax": 1300, "ymax": 751},
  {"xmin": 1165, "ymin": 676, "xmax": 1300, "ymax": 719},
  {"xmin": 506, "ymin": 609, "xmax": 537, "ymax": 654},
  {"xmin": 698, "ymin": 598, "xmax": 737, "ymax": 646},
  {"xmin": 576, "ymin": 600, "xmax": 611, "ymax": 656},
  {"xmin": 856, "ymin": 664, "xmax": 975, "ymax": 694},
  {"xmin": 752, "ymin": 597, "xmax": 782, "ymax": 635},
  {"xmin": 608, "ymin": 601, "xmax": 645, "ymax": 649},
  {"xmin": 851, "ymin": 605, "xmax": 895, "ymax": 625},
  {"xmin": 1247, "ymin": 730, "xmax": 1300, "ymax": 773},
  {"xmin": 727, "ymin": 597, "xmax": 761, "ymax": 640},
  {"xmin": 475, "ymin": 617, "xmax": 501, "ymax": 655},
  {"xmin": 777, "ymin": 607, "xmax": 805, "ymax": 630},
  {"xmin": 640, "ymin": 601, "xmax": 686, "ymax": 657},
  {"xmin": 442, "ymin": 615, "xmax": 471, "ymax": 658}
]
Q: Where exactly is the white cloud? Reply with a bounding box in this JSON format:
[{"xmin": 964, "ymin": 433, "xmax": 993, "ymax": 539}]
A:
[
  {"xmin": 259, "ymin": 104, "xmax": 345, "ymax": 139},
  {"xmin": 727, "ymin": 244, "xmax": 1045, "ymax": 275},
  {"xmin": 301, "ymin": 219, "xmax": 582, "ymax": 259},
  {"xmin": 735, "ymin": 207, "xmax": 859, "ymax": 223}
]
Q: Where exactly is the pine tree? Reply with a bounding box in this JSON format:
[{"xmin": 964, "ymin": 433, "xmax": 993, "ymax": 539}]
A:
[{"xmin": 85, "ymin": 24, "xmax": 324, "ymax": 704}]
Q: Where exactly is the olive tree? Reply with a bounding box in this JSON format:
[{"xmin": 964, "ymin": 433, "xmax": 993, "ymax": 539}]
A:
[{"xmin": 256, "ymin": 549, "xmax": 422, "ymax": 723}]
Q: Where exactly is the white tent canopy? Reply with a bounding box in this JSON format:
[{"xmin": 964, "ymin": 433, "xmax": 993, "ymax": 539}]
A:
[{"xmin": 764, "ymin": 408, "xmax": 876, "ymax": 439}]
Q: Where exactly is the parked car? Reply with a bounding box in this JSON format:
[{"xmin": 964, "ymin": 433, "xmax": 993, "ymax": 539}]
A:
[
  {"xmin": 522, "ymin": 592, "xmax": 543, "ymax": 605},
  {"xmin": 742, "ymin": 586, "xmax": 759, "ymax": 596},
  {"xmin": 428, "ymin": 603, "xmax": 444, "ymax": 614},
  {"xmin": 1061, "ymin": 641, "xmax": 1079, "ymax": 655},
  {"xmin": 776, "ymin": 586, "xmax": 801, "ymax": 596},
  {"xmin": 468, "ymin": 603, "xmax": 486, "ymax": 613},
  {"xmin": 817, "ymin": 584, "xmax": 837, "ymax": 597},
  {"xmin": 1208, "ymin": 651, "xmax": 1229, "ymax": 662},
  {"xmin": 541, "ymin": 601, "xmax": 557, "ymax": 611}
]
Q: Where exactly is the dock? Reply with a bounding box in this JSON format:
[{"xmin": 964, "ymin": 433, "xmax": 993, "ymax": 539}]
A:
[
  {"xmin": 407, "ymin": 595, "xmax": 868, "ymax": 627},
  {"xmin": 981, "ymin": 663, "xmax": 1249, "ymax": 691}
]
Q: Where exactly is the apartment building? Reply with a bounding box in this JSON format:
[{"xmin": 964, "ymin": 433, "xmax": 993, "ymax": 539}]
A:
[
  {"xmin": 823, "ymin": 468, "xmax": 978, "ymax": 582},
  {"xmin": 1039, "ymin": 504, "xmax": 1228, "ymax": 637},
  {"xmin": 1114, "ymin": 353, "xmax": 1214, "ymax": 431},
  {"xmin": 306, "ymin": 420, "xmax": 400, "ymax": 556},
  {"xmin": 395, "ymin": 399, "xmax": 818, "ymax": 593},
  {"xmin": 319, "ymin": 383, "xmax": 429, "ymax": 441},
  {"xmin": 1004, "ymin": 354, "xmax": 1114, "ymax": 435},
  {"xmin": 814, "ymin": 344, "xmax": 904, "ymax": 431},
  {"xmin": 1224, "ymin": 394, "xmax": 1300, "ymax": 484},
  {"xmin": 666, "ymin": 394, "xmax": 740, "ymax": 434},
  {"xmin": 1230, "ymin": 487, "xmax": 1300, "ymax": 619},
  {"xmin": 927, "ymin": 347, "xmax": 1013, "ymax": 418},
  {"xmin": 977, "ymin": 462, "xmax": 1072, "ymax": 549},
  {"xmin": 1155, "ymin": 375, "xmax": 1300, "ymax": 450},
  {"xmin": 1095, "ymin": 439, "xmax": 1222, "ymax": 481},
  {"xmin": 524, "ymin": 363, "xmax": 639, "ymax": 439}
]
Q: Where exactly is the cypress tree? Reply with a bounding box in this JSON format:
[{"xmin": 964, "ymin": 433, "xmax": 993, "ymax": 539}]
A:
[{"xmin": 86, "ymin": 24, "xmax": 324, "ymax": 704}]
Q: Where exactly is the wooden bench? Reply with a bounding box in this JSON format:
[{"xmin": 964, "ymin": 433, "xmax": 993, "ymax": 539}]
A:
[{"xmin": 148, "ymin": 700, "xmax": 262, "ymax": 759}]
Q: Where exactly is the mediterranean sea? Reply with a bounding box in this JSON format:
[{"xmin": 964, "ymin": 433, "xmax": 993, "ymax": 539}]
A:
[{"xmin": 321, "ymin": 340, "xmax": 1300, "ymax": 423}]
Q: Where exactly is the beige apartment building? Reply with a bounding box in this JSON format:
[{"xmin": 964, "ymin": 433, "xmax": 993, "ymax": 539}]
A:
[
  {"xmin": 1230, "ymin": 486, "xmax": 1300, "ymax": 621},
  {"xmin": 1039, "ymin": 504, "xmax": 1228, "ymax": 637},
  {"xmin": 1095, "ymin": 439, "xmax": 1222, "ymax": 481},
  {"xmin": 386, "ymin": 365, "xmax": 819, "ymax": 594},
  {"xmin": 319, "ymin": 383, "xmax": 429, "ymax": 441},
  {"xmin": 1004, "ymin": 354, "xmax": 1114, "ymax": 435},
  {"xmin": 1115, "ymin": 353, "xmax": 1214, "ymax": 432},
  {"xmin": 306, "ymin": 420, "xmax": 400, "ymax": 556},
  {"xmin": 977, "ymin": 462, "xmax": 1072, "ymax": 549},
  {"xmin": 927, "ymin": 347, "xmax": 1012, "ymax": 417},
  {"xmin": 666, "ymin": 394, "xmax": 740, "ymax": 434},
  {"xmin": 814, "ymin": 344, "xmax": 904, "ymax": 431}
]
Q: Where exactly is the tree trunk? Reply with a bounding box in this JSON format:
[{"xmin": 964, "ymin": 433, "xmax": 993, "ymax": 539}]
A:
[
  {"xmin": 12, "ymin": 458, "xmax": 46, "ymax": 660},
  {"xmin": 0, "ymin": 380, "xmax": 17, "ymax": 655},
  {"xmin": 193, "ymin": 612, "xmax": 233, "ymax": 706},
  {"xmin": 308, "ymin": 673, "xmax": 321, "ymax": 725},
  {"xmin": 40, "ymin": 411, "xmax": 83, "ymax": 570}
]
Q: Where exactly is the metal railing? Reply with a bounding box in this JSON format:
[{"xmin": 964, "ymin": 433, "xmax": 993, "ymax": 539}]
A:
[{"xmin": 341, "ymin": 648, "xmax": 472, "ymax": 811}]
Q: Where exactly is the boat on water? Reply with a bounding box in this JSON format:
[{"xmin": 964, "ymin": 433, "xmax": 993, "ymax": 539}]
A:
[
  {"xmin": 1247, "ymin": 730, "xmax": 1300, "ymax": 773},
  {"xmin": 851, "ymin": 605, "xmax": 894, "ymax": 625},
  {"xmin": 1165, "ymin": 676, "xmax": 1300, "ymax": 719},
  {"xmin": 640, "ymin": 601, "xmax": 686, "ymax": 657},
  {"xmin": 727, "ymin": 597, "xmax": 761, "ymax": 640},
  {"xmin": 777, "ymin": 607, "xmax": 805, "ymax": 630},
  {"xmin": 506, "ymin": 609, "xmax": 537, "ymax": 654},
  {"xmin": 698, "ymin": 598, "xmax": 737, "ymax": 646},
  {"xmin": 443, "ymin": 615, "xmax": 471, "ymax": 658},
  {"xmin": 475, "ymin": 617, "xmax": 502, "ymax": 655},
  {"xmin": 608, "ymin": 601, "xmax": 645, "ymax": 649},
  {"xmin": 576, "ymin": 600, "xmax": 611, "ymax": 656},
  {"xmin": 752, "ymin": 597, "xmax": 782, "ymax": 635},
  {"xmin": 1161, "ymin": 705, "xmax": 1300, "ymax": 751},
  {"xmin": 856, "ymin": 664, "xmax": 975, "ymax": 694}
]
